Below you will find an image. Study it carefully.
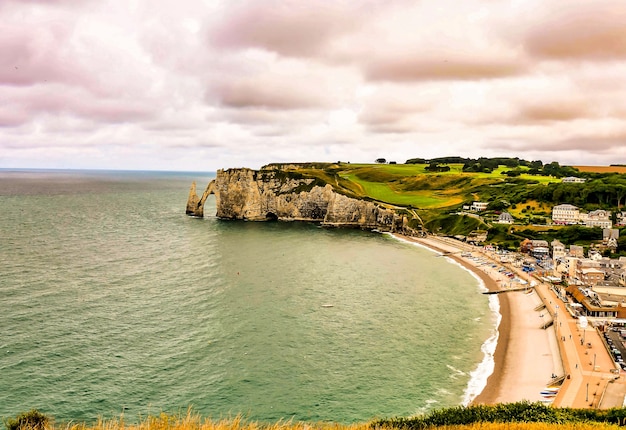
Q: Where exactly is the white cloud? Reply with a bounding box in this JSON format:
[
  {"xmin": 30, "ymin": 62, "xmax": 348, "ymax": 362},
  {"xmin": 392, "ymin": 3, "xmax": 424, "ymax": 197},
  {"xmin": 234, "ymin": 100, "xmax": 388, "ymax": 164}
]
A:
[{"xmin": 2, "ymin": 0, "xmax": 626, "ymax": 171}]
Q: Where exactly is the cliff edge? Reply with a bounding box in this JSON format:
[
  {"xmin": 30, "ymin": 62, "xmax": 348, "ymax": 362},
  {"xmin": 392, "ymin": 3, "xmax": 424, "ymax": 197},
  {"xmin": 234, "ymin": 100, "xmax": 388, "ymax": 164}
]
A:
[{"xmin": 187, "ymin": 167, "xmax": 420, "ymax": 234}]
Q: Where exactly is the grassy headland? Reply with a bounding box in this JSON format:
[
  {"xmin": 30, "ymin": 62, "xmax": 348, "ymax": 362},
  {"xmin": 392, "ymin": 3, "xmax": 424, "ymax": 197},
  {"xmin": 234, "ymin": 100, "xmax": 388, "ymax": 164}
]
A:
[{"xmin": 261, "ymin": 159, "xmax": 626, "ymax": 252}]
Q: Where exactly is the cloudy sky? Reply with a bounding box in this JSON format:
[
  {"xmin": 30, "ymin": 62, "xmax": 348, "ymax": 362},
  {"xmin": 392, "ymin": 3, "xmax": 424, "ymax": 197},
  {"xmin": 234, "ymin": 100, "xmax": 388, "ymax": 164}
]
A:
[{"xmin": 2, "ymin": 0, "xmax": 626, "ymax": 171}]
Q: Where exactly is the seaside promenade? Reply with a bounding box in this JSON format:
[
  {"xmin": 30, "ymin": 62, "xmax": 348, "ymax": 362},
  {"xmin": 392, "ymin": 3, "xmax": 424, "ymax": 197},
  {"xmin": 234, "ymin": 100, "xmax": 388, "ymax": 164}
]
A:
[
  {"xmin": 477, "ymin": 242, "xmax": 626, "ymax": 408},
  {"xmin": 403, "ymin": 234, "xmax": 626, "ymax": 408},
  {"xmin": 531, "ymin": 280, "xmax": 626, "ymax": 407}
]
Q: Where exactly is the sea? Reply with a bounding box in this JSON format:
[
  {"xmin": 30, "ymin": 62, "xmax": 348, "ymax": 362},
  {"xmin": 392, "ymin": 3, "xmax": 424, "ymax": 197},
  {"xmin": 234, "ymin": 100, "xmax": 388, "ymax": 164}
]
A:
[{"xmin": 0, "ymin": 169, "xmax": 499, "ymax": 424}]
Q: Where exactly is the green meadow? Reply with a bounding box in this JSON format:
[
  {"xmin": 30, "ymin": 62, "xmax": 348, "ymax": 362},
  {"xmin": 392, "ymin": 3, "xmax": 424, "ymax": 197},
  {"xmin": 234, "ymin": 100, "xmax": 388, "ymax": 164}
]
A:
[{"xmin": 330, "ymin": 163, "xmax": 558, "ymax": 209}]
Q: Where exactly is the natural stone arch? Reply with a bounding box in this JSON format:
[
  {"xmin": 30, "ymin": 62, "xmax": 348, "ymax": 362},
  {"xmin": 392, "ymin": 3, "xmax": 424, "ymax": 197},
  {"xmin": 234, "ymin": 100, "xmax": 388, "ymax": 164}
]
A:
[
  {"xmin": 186, "ymin": 180, "xmax": 216, "ymax": 217},
  {"xmin": 265, "ymin": 212, "xmax": 278, "ymax": 221}
]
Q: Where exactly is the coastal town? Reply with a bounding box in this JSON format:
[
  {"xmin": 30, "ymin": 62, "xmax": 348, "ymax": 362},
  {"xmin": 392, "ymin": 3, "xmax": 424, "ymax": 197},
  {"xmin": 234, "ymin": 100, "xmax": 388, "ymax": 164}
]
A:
[
  {"xmin": 424, "ymin": 198, "xmax": 626, "ymax": 409},
  {"xmin": 467, "ymin": 199, "xmax": 626, "ymax": 321}
]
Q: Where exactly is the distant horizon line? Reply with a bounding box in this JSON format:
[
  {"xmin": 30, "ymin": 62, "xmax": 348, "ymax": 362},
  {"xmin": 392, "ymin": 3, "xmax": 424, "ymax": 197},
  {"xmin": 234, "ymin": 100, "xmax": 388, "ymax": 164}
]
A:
[{"xmin": 0, "ymin": 167, "xmax": 217, "ymax": 174}]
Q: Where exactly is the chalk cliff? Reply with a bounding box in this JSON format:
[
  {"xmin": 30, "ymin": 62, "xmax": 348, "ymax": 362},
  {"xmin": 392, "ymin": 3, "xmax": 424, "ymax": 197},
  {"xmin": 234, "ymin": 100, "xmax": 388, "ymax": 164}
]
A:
[{"xmin": 187, "ymin": 167, "xmax": 418, "ymax": 234}]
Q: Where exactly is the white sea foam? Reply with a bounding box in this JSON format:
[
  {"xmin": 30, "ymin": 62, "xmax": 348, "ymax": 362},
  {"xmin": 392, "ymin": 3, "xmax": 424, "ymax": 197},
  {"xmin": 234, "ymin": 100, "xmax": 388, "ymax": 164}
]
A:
[
  {"xmin": 446, "ymin": 364, "xmax": 467, "ymax": 380},
  {"xmin": 463, "ymin": 294, "xmax": 500, "ymax": 405},
  {"xmin": 443, "ymin": 258, "xmax": 501, "ymax": 405},
  {"xmin": 385, "ymin": 233, "xmax": 502, "ymax": 406},
  {"xmin": 384, "ymin": 232, "xmax": 445, "ymax": 256}
]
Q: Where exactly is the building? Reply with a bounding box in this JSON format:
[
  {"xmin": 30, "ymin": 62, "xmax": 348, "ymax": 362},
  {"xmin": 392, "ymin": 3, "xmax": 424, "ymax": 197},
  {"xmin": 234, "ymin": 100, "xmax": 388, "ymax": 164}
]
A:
[
  {"xmin": 569, "ymin": 245, "xmax": 584, "ymax": 258},
  {"xmin": 471, "ymin": 201, "xmax": 489, "ymax": 212},
  {"xmin": 552, "ymin": 204, "xmax": 580, "ymax": 224},
  {"xmin": 562, "ymin": 176, "xmax": 586, "ymax": 183},
  {"xmin": 551, "ymin": 239, "xmax": 566, "ymax": 260},
  {"xmin": 579, "ymin": 267, "xmax": 605, "ymax": 286},
  {"xmin": 604, "ymin": 228, "xmax": 619, "ymax": 251},
  {"xmin": 566, "ymin": 285, "xmax": 619, "ymax": 318},
  {"xmin": 585, "ymin": 210, "xmax": 612, "ymax": 229},
  {"xmin": 497, "ymin": 212, "xmax": 514, "ymax": 224},
  {"xmin": 555, "ymin": 255, "xmax": 580, "ymax": 279},
  {"xmin": 532, "ymin": 246, "xmax": 550, "ymax": 259}
]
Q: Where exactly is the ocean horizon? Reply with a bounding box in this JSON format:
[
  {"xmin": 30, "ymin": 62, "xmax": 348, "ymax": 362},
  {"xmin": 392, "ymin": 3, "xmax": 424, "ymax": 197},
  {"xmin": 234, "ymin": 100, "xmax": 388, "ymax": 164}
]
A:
[{"xmin": 0, "ymin": 169, "xmax": 497, "ymax": 424}]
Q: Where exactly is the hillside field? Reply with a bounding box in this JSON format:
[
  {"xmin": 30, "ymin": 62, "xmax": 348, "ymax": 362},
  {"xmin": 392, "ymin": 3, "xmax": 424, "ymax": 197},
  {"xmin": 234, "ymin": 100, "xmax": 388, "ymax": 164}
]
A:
[{"xmin": 332, "ymin": 163, "xmax": 557, "ymax": 209}]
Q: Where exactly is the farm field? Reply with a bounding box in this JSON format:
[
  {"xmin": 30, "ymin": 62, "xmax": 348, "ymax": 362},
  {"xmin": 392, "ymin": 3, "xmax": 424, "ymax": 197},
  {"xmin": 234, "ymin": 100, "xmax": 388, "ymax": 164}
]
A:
[{"xmin": 573, "ymin": 165, "xmax": 626, "ymax": 174}]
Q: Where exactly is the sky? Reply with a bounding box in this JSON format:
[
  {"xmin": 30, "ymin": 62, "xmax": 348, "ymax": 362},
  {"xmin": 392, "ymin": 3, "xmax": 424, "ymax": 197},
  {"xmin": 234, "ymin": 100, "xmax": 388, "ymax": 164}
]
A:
[{"xmin": 2, "ymin": 0, "xmax": 626, "ymax": 171}]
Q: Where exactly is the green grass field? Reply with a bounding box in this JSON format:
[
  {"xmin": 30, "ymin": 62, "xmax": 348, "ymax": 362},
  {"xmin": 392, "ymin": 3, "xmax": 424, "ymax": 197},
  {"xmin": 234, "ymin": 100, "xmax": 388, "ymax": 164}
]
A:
[{"xmin": 274, "ymin": 163, "xmax": 559, "ymax": 210}]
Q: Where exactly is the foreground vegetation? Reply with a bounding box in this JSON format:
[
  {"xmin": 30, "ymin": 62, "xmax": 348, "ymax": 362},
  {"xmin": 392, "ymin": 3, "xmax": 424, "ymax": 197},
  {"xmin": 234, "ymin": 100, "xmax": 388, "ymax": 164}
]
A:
[{"xmin": 8, "ymin": 403, "xmax": 626, "ymax": 430}]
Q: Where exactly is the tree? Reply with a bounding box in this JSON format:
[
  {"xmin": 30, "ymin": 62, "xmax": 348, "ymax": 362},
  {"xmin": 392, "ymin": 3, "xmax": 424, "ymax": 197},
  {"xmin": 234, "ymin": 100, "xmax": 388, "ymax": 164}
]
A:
[{"xmin": 375, "ymin": 158, "xmax": 386, "ymax": 164}]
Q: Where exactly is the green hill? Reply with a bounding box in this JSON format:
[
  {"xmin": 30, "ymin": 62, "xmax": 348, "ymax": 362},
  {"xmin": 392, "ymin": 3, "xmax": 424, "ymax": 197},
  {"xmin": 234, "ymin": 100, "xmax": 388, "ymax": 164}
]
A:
[{"xmin": 260, "ymin": 160, "xmax": 626, "ymax": 247}]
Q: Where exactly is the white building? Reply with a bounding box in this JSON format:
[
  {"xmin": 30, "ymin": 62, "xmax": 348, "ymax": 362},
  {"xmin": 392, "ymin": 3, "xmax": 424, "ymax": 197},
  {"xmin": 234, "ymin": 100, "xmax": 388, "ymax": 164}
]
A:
[
  {"xmin": 562, "ymin": 177, "xmax": 586, "ymax": 183},
  {"xmin": 552, "ymin": 204, "xmax": 580, "ymax": 225},
  {"xmin": 497, "ymin": 212, "xmax": 514, "ymax": 224},
  {"xmin": 585, "ymin": 210, "xmax": 612, "ymax": 229},
  {"xmin": 471, "ymin": 202, "xmax": 489, "ymax": 212}
]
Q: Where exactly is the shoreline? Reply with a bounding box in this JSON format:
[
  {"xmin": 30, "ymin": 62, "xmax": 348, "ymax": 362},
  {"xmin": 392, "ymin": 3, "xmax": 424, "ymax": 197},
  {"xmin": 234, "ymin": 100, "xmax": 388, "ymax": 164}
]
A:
[{"xmin": 391, "ymin": 233, "xmax": 561, "ymax": 405}]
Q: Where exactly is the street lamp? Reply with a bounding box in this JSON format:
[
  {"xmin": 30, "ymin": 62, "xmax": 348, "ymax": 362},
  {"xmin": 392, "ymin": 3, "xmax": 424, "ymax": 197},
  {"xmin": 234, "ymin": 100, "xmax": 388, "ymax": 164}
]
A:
[{"xmin": 593, "ymin": 353, "xmax": 597, "ymax": 370}]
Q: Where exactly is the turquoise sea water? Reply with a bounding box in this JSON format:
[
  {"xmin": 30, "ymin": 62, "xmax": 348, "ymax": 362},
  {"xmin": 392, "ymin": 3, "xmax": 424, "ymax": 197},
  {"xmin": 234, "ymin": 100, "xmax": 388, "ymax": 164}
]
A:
[{"xmin": 0, "ymin": 170, "xmax": 496, "ymax": 424}]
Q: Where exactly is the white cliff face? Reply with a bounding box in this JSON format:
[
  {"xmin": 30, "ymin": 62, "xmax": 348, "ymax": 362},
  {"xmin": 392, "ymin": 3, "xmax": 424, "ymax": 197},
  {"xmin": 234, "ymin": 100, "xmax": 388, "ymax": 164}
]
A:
[{"xmin": 188, "ymin": 167, "xmax": 411, "ymax": 233}]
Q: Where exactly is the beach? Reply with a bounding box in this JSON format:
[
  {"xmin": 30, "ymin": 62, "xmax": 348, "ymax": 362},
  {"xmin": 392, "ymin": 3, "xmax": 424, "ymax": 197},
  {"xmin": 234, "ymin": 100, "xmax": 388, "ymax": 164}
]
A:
[{"xmin": 393, "ymin": 234, "xmax": 563, "ymax": 405}]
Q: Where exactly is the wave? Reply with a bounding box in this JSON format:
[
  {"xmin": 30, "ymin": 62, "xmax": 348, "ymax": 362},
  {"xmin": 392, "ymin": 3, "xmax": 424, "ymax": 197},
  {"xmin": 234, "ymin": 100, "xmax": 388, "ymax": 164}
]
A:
[{"xmin": 462, "ymin": 294, "xmax": 500, "ymax": 405}]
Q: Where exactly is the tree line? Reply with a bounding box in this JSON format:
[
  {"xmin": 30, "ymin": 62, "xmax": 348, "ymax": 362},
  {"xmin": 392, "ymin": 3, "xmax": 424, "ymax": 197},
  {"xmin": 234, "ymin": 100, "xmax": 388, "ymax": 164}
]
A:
[{"xmin": 404, "ymin": 156, "xmax": 583, "ymax": 177}]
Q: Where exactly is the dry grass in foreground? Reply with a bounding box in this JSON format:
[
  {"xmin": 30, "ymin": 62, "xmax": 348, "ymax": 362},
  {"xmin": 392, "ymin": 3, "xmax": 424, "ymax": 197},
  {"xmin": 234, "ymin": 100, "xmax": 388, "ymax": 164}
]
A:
[
  {"xmin": 24, "ymin": 414, "xmax": 625, "ymax": 430},
  {"xmin": 46, "ymin": 413, "xmax": 371, "ymax": 430},
  {"xmin": 9, "ymin": 404, "xmax": 626, "ymax": 430}
]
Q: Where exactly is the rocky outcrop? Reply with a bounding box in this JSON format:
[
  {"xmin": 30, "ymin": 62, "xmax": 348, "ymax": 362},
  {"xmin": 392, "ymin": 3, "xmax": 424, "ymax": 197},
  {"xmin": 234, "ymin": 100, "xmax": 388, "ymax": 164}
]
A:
[
  {"xmin": 187, "ymin": 167, "xmax": 419, "ymax": 233},
  {"xmin": 186, "ymin": 180, "xmax": 216, "ymax": 217}
]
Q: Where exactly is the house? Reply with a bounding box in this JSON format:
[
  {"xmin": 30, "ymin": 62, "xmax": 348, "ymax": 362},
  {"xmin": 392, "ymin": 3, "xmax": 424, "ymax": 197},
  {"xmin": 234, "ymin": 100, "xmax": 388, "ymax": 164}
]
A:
[
  {"xmin": 569, "ymin": 245, "xmax": 584, "ymax": 258},
  {"xmin": 497, "ymin": 212, "xmax": 514, "ymax": 224},
  {"xmin": 551, "ymin": 239, "xmax": 566, "ymax": 260},
  {"xmin": 604, "ymin": 228, "xmax": 619, "ymax": 251},
  {"xmin": 562, "ymin": 176, "xmax": 586, "ymax": 183},
  {"xmin": 532, "ymin": 246, "xmax": 550, "ymax": 259},
  {"xmin": 554, "ymin": 256, "xmax": 580, "ymax": 279},
  {"xmin": 579, "ymin": 267, "xmax": 605, "ymax": 286},
  {"xmin": 471, "ymin": 202, "xmax": 489, "ymax": 212},
  {"xmin": 554, "ymin": 256, "xmax": 578, "ymax": 279},
  {"xmin": 603, "ymin": 228, "xmax": 619, "ymax": 243},
  {"xmin": 520, "ymin": 239, "xmax": 549, "ymax": 256},
  {"xmin": 585, "ymin": 210, "xmax": 612, "ymax": 229},
  {"xmin": 616, "ymin": 212, "xmax": 626, "ymax": 227},
  {"xmin": 552, "ymin": 204, "xmax": 580, "ymax": 225},
  {"xmin": 575, "ymin": 258, "xmax": 607, "ymax": 286}
]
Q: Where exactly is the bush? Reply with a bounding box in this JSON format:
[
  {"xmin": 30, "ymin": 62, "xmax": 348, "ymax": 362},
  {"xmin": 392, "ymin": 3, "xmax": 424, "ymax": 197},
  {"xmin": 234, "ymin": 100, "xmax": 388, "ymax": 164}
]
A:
[{"xmin": 4, "ymin": 410, "xmax": 50, "ymax": 430}]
